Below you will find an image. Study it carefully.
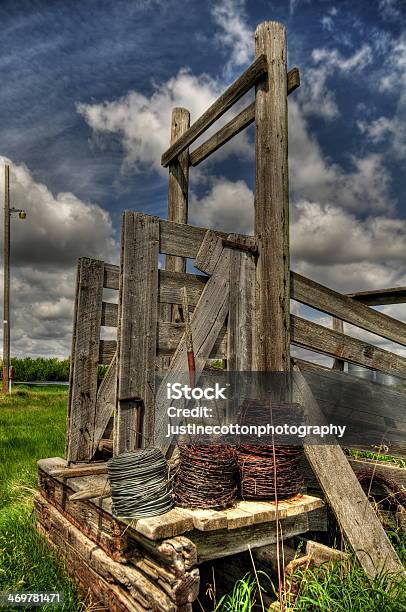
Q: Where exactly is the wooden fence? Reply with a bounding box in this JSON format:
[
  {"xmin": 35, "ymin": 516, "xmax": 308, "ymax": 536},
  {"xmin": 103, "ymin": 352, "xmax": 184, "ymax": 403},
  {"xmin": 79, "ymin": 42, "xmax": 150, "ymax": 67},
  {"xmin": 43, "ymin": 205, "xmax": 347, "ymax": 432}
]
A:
[{"xmin": 62, "ymin": 20, "xmax": 406, "ymax": 579}]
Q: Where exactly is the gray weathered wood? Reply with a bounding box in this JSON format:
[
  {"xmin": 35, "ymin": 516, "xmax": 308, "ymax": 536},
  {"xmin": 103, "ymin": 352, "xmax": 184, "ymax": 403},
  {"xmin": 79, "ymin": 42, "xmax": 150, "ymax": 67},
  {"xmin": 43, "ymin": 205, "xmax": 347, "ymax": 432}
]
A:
[
  {"xmin": 103, "ymin": 262, "xmax": 119, "ymax": 290},
  {"xmin": 254, "ymin": 22, "xmax": 290, "ymax": 371},
  {"xmin": 291, "ymin": 272, "xmax": 406, "ymax": 347},
  {"xmin": 349, "ymin": 286, "xmax": 406, "ymax": 306},
  {"xmin": 297, "ymin": 363, "xmax": 406, "ymax": 457},
  {"xmin": 293, "ymin": 365, "xmax": 405, "ymax": 579},
  {"xmin": 158, "ymin": 322, "xmax": 227, "ymax": 357},
  {"xmin": 166, "ymin": 107, "xmax": 190, "ymax": 275},
  {"xmin": 98, "ymin": 325, "xmax": 227, "ymax": 360},
  {"xmin": 115, "ymin": 212, "xmax": 159, "ymax": 454},
  {"xmin": 99, "ymin": 221, "xmax": 254, "ymax": 263},
  {"xmin": 99, "ymin": 340, "xmax": 116, "ymax": 364},
  {"xmin": 101, "ymin": 301, "xmax": 118, "ymax": 327},
  {"xmin": 227, "ymin": 249, "xmax": 255, "ymax": 370},
  {"xmin": 291, "ymin": 315, "xmax": 406, "ymax": 379},
  {"xmin": 161, "ymin": 55, "xmax": 267, "ymax": 167},
  {"xmin": 163, "ymin": 107, "xmax": 191, "ymax": 363},
  {"xmin": 195, "ymin": 229, "xmax": 225, "ymax": 275},
  {"xmin": 91, "ymin": 353, "xmax": 117, "ymax": 456},
  {"xmin": 190, "ymin": 67, "xmax": 300, "ymax": 167},
  {"xmin": 155, "ymin": 243, "xmax": 232, "ymax": 453},
  {"xmin": 66, "ymin": 258, "xmax": 104, "ymax": 463},
  {"xmin": 65, "ymin": 258, "xmax": 81, "ymax": 460},
  {"xmin": 332, "ymin": 317, "xmax": 345, "ymax": 370}
]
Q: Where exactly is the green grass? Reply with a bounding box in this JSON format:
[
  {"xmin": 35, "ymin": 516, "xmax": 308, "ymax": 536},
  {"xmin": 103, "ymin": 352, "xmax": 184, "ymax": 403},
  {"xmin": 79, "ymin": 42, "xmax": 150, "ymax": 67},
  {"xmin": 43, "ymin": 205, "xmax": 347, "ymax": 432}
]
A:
[
  {"xmin": 0, "ymin": 385, "xmax": 82, "ymax": 611},
  {"xmin": 346, "ymin": 448, "xmax": 406, "ymax": 468}
]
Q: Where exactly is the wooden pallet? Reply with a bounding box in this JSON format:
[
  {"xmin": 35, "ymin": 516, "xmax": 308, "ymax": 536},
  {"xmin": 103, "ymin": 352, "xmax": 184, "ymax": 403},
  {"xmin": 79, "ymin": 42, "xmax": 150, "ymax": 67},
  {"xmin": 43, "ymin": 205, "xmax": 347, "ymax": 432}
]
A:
[{"xmin": 36, "ymin": 457, "xmax": 328, "ymax": 610}]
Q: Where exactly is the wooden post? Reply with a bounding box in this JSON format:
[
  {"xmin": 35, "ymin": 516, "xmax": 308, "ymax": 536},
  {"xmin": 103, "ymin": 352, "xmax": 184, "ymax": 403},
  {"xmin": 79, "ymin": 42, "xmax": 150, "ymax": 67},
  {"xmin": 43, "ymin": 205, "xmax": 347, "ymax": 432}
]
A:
[
  {"xmin": 115, "ymin": 212, "xmax": 159, "ymax": 453},
  {"xmin": 254, "ymin": 22, "xmax": 290, "ymax": 372},
  {"xmin": 2, "ymin": 165, "xmax": 10, "ymax": 394},
  {"xmin": 332, "ymin": 317, "xmax": 345, "ymax": 371},
  {"xmin": 166, "ymin": 107, "xmax": 190, "ymax": 274},
  {"xmin": 66, "ymin": 258, "xmax": 104, "ymax": 463}
]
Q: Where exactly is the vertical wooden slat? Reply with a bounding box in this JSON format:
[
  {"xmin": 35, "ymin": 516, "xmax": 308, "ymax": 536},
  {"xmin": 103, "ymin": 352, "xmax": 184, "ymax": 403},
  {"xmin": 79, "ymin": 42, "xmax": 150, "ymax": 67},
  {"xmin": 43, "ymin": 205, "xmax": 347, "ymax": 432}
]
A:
[
  {"xmin": 162, "ymin": 107, "xmax": 191, "ymax": 338},
  {"xmin": 66, "ymin": 258, "xmax": 104, "ymax": 463},
  {"xmin": 254, "ymin": 21, "xmax": 290, "ymax": 371},
  {"xmin": 227, "ymin": 249, "xmax": 255, "ymax": 371},
  {"xmin": 332, "ymin": 317, "xmax": 345, "ymax": 371},
  {"xmin": 166, "ymin": 107, "xmax": 190, "ymax": 274},
  {"xmin": 115, "ymin": 212, "xmax": 159, "ymax": 454}
]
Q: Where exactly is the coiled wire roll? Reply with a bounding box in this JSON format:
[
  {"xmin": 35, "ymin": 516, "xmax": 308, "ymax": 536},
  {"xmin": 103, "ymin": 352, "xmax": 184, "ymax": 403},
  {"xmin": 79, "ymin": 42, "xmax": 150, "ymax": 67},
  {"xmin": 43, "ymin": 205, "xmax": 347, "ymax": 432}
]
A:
[{"xmin": 107, "ymin": 448, "xmax": 173, "ymax": 519}]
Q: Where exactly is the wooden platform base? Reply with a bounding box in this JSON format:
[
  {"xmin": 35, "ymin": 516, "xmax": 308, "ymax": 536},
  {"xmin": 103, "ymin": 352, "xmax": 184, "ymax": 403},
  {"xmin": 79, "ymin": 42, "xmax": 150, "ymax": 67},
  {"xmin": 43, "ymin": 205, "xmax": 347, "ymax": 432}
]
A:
[{"xmin": 36, "ymin": 457, "xmax": 327, "ymax": 611}]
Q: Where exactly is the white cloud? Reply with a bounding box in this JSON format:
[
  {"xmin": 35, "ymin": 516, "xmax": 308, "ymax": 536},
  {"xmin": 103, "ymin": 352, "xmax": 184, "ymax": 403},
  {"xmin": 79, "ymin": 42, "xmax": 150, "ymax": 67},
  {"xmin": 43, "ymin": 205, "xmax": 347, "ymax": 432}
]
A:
[
  {"xmin": 289, "ymin": 101, "xmax": 393, "ymax": 213},
  {"xmin": 291, "ymin": 201, "xmax": 406, "ymax": 266},
  {"xmin": 0, "ymin": 157, "xmax": 116, "ymax": 357},
  {"xmin": 190, "ymin": 178, "xmax": 254, "ymax": 234},
  {"xmin": 78, "ymin": 68, "xmax": 252, "ymax": 176},
  {"xmin": 211, "ymin": 0, "xmax": 252, "ymax": 74}
]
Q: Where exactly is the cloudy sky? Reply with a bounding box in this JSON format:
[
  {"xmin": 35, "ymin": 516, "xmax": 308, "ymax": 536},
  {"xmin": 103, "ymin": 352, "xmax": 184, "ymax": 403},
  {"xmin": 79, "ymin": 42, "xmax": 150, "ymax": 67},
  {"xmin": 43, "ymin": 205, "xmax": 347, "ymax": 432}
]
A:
[{"xmin": 0, "ymin": 0, "xmax": 405, "ymax": 360}]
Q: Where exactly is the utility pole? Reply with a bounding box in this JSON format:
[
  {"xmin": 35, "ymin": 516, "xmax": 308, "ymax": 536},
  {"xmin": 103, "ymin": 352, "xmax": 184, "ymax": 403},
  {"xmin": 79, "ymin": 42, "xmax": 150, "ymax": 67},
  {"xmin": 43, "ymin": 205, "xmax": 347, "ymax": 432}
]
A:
[
  {"xmin": 3, "ymin": 165, "xmax": 10, "ymax": 394},
  {"xmin": 2, "ymin": 164, "xmax": 26, "ymax": 394}
]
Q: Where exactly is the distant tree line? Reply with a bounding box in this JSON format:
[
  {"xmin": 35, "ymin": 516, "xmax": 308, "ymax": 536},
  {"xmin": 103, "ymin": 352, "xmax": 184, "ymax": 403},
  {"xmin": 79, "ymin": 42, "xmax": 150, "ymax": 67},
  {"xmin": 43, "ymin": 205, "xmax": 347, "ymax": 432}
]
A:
[
  {"xmin": 2, "ymin": 357, "xmax": 109, "ymax": 382},
  {"xmin": 9, "ymin": 357, "xmax": 70, "ymax": 381}
]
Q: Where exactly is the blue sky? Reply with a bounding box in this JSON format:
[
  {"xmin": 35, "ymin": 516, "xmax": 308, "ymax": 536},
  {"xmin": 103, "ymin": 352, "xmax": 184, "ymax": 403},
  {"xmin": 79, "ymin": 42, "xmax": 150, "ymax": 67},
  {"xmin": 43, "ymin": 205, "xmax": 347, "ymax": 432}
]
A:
[{"xmin": 0, "ymin": 0, "xmax": 405, "ymax": 357}]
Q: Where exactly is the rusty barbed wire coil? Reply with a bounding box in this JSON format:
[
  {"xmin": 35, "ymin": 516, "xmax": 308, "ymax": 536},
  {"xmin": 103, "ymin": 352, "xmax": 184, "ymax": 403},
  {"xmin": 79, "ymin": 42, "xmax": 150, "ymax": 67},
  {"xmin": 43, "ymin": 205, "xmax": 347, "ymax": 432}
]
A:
[
  {"xmin": 236, "ymin": 400, "xmax": 304, "ymax": 500},
  {"xmin": 174, "ymin": 443, "xmax": 238, "ymax": 510}
]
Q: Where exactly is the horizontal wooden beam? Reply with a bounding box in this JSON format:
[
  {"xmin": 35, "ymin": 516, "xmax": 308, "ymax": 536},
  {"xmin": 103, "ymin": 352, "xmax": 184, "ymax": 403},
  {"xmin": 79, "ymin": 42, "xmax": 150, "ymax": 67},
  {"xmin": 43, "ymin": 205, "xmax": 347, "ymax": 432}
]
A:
[
  {"xmin": 349, "ymin": 286, "xmax": 406, "ymax": 306},
  {"xmin": 103, "ymin": 263, "xmax": 119, "ymax": 290},
  {"xmin": 99, "ymin": 322, "xmax": 227, "ymax": 364},
  {"xmin": 161, "ymin": 55, "xmax": 268, "ymax": 167},
  {"xmin": 101, "ymin": 301, "xmax": 118, "ymax": 327},
  {"xmin": 189, "ymin": 66, "xmax": 300, "ymax": 167},
  {"xmin": 291, "ymin": 314, "xmax": 406, "ymax": 379},
  {"xmin": 291, "ymin": 271, "xmax": 406, "ymax": 347}
]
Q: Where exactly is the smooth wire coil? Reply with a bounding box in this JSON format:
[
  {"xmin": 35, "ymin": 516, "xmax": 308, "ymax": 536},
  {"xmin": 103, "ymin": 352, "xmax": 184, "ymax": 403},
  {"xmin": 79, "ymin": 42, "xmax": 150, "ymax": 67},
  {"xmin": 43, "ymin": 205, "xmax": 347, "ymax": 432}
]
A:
[{"xmin": 107, "ymin": 448, "xmax": 173, "ymax": 519}]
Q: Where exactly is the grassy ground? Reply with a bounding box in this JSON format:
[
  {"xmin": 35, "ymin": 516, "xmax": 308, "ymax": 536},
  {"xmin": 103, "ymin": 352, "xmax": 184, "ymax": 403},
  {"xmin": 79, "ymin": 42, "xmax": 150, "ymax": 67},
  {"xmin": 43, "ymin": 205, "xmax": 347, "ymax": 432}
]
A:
[
  {"xmin": 0, "ymin": 385, "xmax": 82, "ymax": 610},
  {"xmin": 0, "ymin": 386, "xmax": 405, "ymax": 611}
]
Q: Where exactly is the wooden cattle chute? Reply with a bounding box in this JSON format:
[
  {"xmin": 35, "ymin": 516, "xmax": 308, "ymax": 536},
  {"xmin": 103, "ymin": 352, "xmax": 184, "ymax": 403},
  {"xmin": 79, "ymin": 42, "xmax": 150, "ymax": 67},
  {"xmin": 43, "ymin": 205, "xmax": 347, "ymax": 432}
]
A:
[{"xmin": 39, "ymin": 20, "xmax": 405, "ymax": 611}]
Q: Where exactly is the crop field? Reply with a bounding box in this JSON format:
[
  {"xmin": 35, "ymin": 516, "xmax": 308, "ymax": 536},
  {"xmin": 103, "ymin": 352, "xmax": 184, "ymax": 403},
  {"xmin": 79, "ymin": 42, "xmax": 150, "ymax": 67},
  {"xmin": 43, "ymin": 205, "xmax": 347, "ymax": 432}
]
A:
[{"xmin": 0, "ymin": 386, "xmax": 405, "ymax": 611}]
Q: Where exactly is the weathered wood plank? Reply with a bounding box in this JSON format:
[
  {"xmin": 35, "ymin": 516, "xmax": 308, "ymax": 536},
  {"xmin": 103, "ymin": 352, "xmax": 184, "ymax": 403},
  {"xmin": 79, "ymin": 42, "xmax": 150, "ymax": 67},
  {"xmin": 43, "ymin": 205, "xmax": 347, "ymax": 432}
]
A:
[
  {"xmin": 166, "ymin": 107, "xmax": 190, "ymax": 274},
  {"xmin": 91, "ymin": 354, "xmax": 117, "ymax": 457},
  {"xmin": 349, "ymin": 286, "xmax": 406, "ymax": 306},
  {"xmin": 99, "ymin": 325, "xmax": 227, "ymax": 359},
  {"xmin": 158, "ymin": 322, "xmax": 227, "ymax": 357},
  {"xmin": 103, "ymin": 262, "xmax": 119, "ymax": 290},
  {"xmin": 66, "ymin": 258, "xmax": 104, "ymax": 463},
  {"xmin": 189, "ymin": 67, "xmax": 300, "ymax": 167},
  {"xmin": 195, "ymin": 229, "xmax": 224, "ymax": 275},
  {"xmin": 254, "ymin": 22, "xmax": 290, "ymax": 371},
  {"xmin": 293, "ymin": 365, "xmax": 405, "ymax": 579},
  {"xmin": 50, "ymin": 463, "xmax": 108, "ymax": 478},
  {"xmin": 189, "ymin": 511, "xmax": 324, "ymax": 562},
  {"xmin": 161, "ymin": 55, "xmax": 267, "ymax": 167},
  {"xmin": 115, "ymin": 212, "xmax": 159, "ymax": 454},
  {"xmin": 35, "ymin": 497, "xmax": 183, "ymax": 612},
  {"xmin": 227, "ymin": 249, "xmax": 255, "ymax": 370},
  {"xmin": 99, "ymin": 340, "xmax": 116, "ymax": 364},
  {"xmin": 101, "ymin": 301, "xmax": 117, "ymax": 327},
  {"xmin": 291, "ymin": 272, "xmax": 406, "ymax": 347},
  {"xmin": 155, "ymin": 240, "xmax": 232, "ymax": 453},
  {"xmin": 160, "ymin": 219, "xmax": 254, "ymax": 259},
  {"xmin": 332, "ymin": 317, "xmax": 345, "ymax": 371},
  {"xmin": 296, "ymin": 360, "xmax": 406, "ymax": 457},
  {"xmin": 291, "ymin": 315, "xmax": 406, "ymax": 379}
]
